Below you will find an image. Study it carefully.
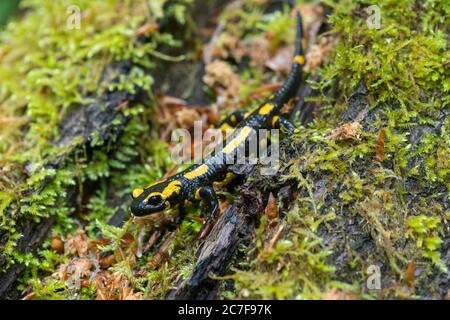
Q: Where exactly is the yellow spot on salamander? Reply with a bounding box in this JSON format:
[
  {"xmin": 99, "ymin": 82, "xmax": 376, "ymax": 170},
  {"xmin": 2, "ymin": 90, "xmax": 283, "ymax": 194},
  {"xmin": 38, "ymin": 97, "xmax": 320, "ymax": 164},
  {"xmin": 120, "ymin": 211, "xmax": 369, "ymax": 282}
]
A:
[
  {"xmin": 132, "ymin": 188, "xmax": 144, "ymax": 199},
  {"xmin": 259, "ymin": 103, "xmax": 275, "ymax": 115},
  {"xmin": 244, "ymin": 106, "xmax": 258, "ymax": 119},
  {"xmin": 272, "ymin": 115, "xmax": 279, "ymax": 127},
  {"xmin": 221, "ymin": 123, "xmax": 232, "ymax": 131},
  {"xmin": 184, "ymin": 164, "xmax": 209, "ymax": 180},
  {"xmin": 145, "ymin": 192, "xmax": 160, "ymax": 202},
  {"xmin": 223, "ymin": 126, "xmax": 253, "ymax": 154},
  {"xmin": 146, "ymin": 180, "xmax": 182, "ymax": 202},
  {"xmin": 162, "ymin": 180, "xmax": 182, "ymax": 198},
  {"xmin": 145, "ymin": 180, "xmax": 181, "ymax": 202},
  {"xmin": 214, "ymin": 172, "xmax": 236, "ymax": 188},
  {"xmin": 293, "ymin": 55, "xmax": 305, "ymax": 65},
  {"xmin": 195, "ymin": 188, "xmax": 202, "ymax": 200},
  {"xmin": 230, "ymin": 115, "xmax": 236, "ymax": 123}
]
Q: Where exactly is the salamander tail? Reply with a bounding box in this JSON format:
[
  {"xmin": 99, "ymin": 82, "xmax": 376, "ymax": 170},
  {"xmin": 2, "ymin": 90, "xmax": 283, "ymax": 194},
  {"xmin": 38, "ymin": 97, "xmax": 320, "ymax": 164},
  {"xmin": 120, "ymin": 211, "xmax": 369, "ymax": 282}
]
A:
[{"xmin": 272, "ymin": 11, "xmax": 304, "ymax": 106}]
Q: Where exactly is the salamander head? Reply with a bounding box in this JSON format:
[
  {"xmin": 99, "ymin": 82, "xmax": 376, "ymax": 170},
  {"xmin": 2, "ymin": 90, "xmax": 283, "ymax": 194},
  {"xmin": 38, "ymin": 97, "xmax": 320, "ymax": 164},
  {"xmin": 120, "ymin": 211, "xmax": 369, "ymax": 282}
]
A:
[{"xmin": 130, "ymin": 179, "xmax": 182, "ymax": 216}]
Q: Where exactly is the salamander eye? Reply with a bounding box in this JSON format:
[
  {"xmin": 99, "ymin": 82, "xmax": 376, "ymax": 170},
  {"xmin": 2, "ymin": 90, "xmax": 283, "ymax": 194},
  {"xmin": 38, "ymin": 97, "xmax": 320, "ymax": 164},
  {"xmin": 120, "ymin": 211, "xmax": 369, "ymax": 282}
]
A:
[{"xmin": 147, "ymin": 194, "xmax": 162, "ymax": 205}]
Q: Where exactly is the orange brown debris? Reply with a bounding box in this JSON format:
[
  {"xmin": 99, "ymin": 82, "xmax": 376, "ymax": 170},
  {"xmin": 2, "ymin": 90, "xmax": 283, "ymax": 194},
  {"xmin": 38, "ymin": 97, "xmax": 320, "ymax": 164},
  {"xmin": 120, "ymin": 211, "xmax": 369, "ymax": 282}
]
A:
[
  {"xmin": 50, "ymin": 235, "xmax": 64, "ymax": 254},
  {"xmin": 64, "ymin": 229, "xmax": 90, "ymax": 257},
  {"xmin": 264, "ymin": 192, "xmax": 279, "ymax": 220},
  {"xmin": 404, "ymin": 259, "xmax": 416, "ymax": 286},
  {"xmin": 375, "ymin": 128, "xmax": 386, "ymax": 162},
  {"xmin": 327, "ymin": 122, "xmax": 362, "ymax": 141},
  {"xmin": 135, "ymin": 23, "xmax": 160, "ymax": 36}
]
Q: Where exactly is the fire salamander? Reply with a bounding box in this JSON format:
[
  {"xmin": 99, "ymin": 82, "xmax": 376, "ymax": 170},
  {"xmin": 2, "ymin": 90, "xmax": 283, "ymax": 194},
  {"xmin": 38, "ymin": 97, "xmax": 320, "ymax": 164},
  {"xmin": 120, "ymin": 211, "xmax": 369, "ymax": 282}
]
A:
[{"xmin": 131, "ymin": 12, "xmax": 305, "ymax": 225}]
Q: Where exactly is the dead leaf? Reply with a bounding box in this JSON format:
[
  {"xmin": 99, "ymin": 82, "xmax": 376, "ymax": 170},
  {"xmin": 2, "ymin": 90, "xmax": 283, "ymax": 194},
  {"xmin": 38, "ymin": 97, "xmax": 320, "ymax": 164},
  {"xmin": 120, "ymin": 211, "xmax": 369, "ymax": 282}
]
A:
[
  {"xmin": 248, "ymin": 37, "xmax": 271, "ymax": 68},
  {"xmin": 89, "ymin": 238, "xmax": 111, "ymax": 251},
  {"xmin": 160, "ymin": 95, "xmax": 187, "ymax": 107},
  {"xmin": 175, "ymin": 108, "xmax": 201, "ymax": 129},
  {"xmin": 99, "ymin": 254, "xmax": 116, "ymax": 269},
  {"xmin": 64, "ymin": 229, "xmax": 89, "ymax": 257},
  {"xmin": 264, "ymin": 192, "xmax": 279, "ymax": 219},
  {"xmin": 265, "ymin": 46, "xmax": 295, "ymax": 74},
  {"xmin": 375, "ymin": 128, "xmax": 386, "ymax": 162},
  {"xmin": 322, "ymin": 288, "xmax": 355, "ymax": 300},
  {"xmin": 242, "ymin": 82, "xmax": 282, "ymax": 104},
  {"xmin": 198, "ymin": 221, "xmax": 214, "ymax": 240},
  {"xmin": 404, "ymin": 259, "xmax": 416, "ymax": 286},
  {"xmin": 204, "ymin": 103, "xmax": 221, "ymax": 125},
  {"xmin": 95, "ymin": 272, "xmax": 142, "ymax": 300},
  {"xmin": 203, "ymin": 60, "xmax": 241, "ymax": 108},
  {"xmin": 155, "ymin": 94, "xmax": 187, "ymax": 129},
  {"xmin": 328, "ymin": 122, "xmax": 362, "ymax": 141},
  {"xmin": 120, "ymin": 282, "xmax": 142, "ymax": 300},
  {"xmin": 69, "ymin": 258, "xmax": 95, "ymax": 278},
  {"xmin": 0, "ymin": 116, "xmax": 28, "ymax": 125},
  {"xmin": 120, "ymin": 233, "xmax": 135, "ymax": 246},
  {"xmin": 305, "ymin": 37, "xmax": 335, "ymax": 72},
  {"xmin": 50, "ymin": 235, "xmax": 64, "ymax": 254},
  {"xmin": 95, "ymin": 271, "xmax": 115, "ymax": 300},
  {"xmin": 198, "ymin": 199, "xmax": 229, "ymax": 239},
  {"xmin": 135, "ymin": 23, "xmax": 159, "ymax": 36},
  {"xmin": 296, "ymin": 3, "xmax": 325, "ymax": 22},
  {"xmin": 56, "ymin": 256, "xmax": 97, "ymax": 288},
  {"xmin": 213, "ymin": 33, "xmax": 243, "ymax": 61}
]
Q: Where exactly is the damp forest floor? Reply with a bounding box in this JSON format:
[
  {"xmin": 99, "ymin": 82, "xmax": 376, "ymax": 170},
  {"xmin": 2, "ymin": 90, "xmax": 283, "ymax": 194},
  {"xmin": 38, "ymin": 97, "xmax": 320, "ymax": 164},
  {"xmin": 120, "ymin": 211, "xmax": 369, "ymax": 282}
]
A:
[{"xmin": 0, "ymin": 0, "xmax": 449, "ymax": 300}]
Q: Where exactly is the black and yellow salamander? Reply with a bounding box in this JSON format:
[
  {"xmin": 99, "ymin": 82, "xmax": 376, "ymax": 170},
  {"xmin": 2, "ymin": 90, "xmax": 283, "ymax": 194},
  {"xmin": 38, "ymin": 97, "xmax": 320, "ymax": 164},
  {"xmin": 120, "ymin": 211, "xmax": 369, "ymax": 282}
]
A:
[{"xmin": 130, "ymin": 12, "xmax": 305, "ymax": 224}]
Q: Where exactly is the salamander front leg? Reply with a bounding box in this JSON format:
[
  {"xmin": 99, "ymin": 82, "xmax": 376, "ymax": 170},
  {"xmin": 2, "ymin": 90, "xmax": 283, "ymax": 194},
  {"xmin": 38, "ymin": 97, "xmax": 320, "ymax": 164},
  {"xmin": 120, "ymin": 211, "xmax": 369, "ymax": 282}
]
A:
[
  {"xmin": 195, "ymin": 186, "xmax": 219, "ymax": 223},
  {"xmin": 174, "ymin": 202, "xmax": 187, "ymax": 225},
  {"xmin": 272, "ymin": 115, "xmax": 299, "ymax": 134}
]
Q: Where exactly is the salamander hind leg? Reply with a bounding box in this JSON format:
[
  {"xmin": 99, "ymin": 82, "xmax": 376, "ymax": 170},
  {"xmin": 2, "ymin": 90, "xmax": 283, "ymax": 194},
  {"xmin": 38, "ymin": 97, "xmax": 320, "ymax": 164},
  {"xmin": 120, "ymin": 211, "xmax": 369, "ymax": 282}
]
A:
[
  {"xmin": 195, "ymin": 186, "xmax": 219, "ymax": 223},
  {"xmin": 271, "ymin": 115, "xmax": 300, "ymax": 134}
]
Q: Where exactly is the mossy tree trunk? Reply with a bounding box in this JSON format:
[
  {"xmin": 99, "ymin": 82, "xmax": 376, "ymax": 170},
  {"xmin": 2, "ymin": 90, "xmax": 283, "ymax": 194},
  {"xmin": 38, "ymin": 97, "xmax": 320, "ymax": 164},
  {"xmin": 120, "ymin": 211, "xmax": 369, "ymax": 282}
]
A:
[{"xmin": 1, "ymin": 0, "xmax": 448, "ymax": 300}]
